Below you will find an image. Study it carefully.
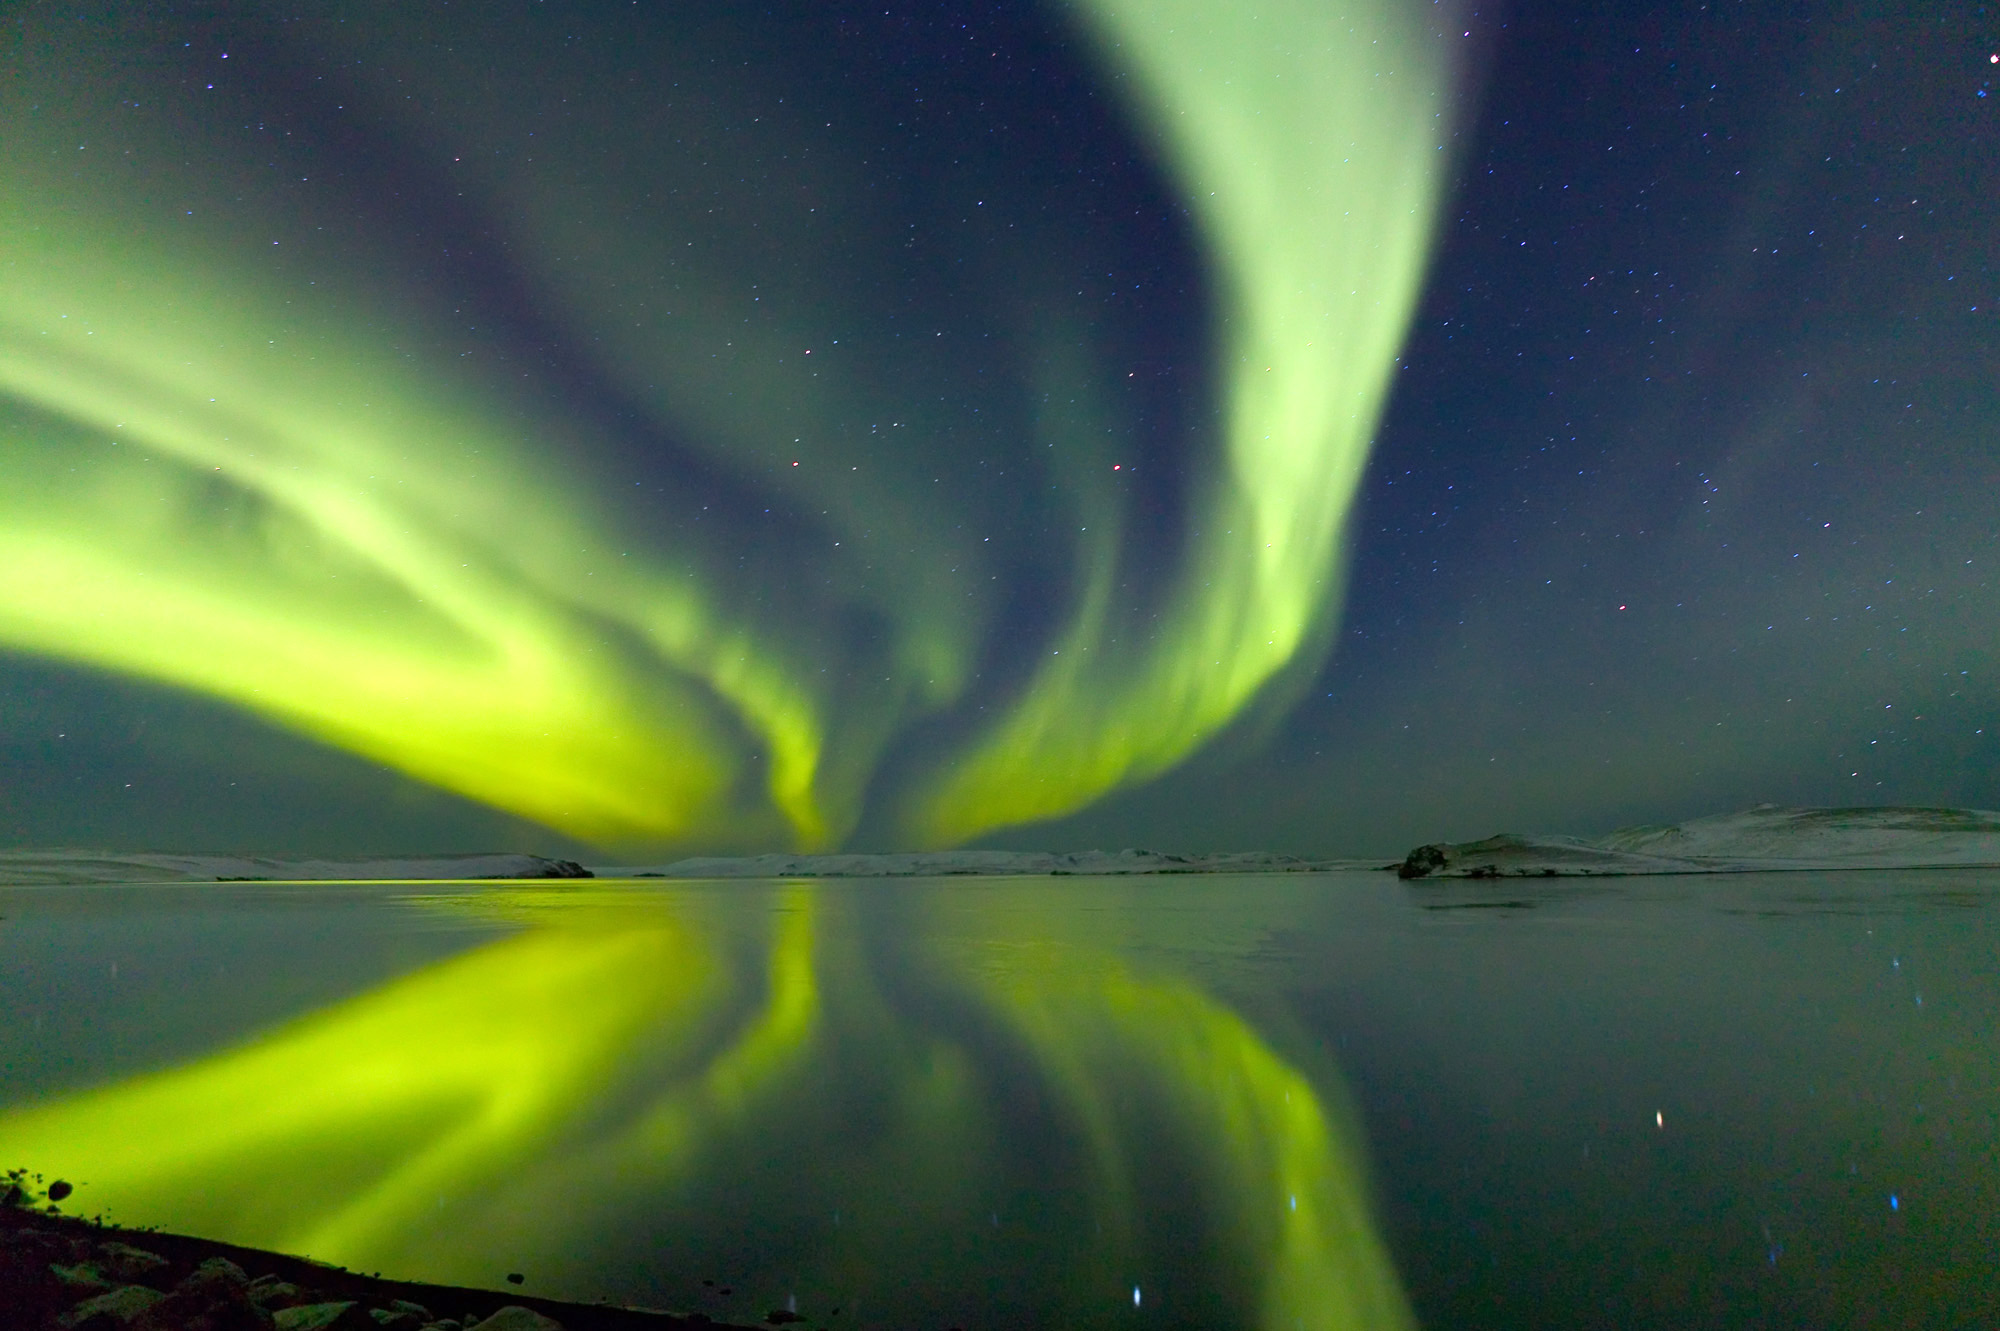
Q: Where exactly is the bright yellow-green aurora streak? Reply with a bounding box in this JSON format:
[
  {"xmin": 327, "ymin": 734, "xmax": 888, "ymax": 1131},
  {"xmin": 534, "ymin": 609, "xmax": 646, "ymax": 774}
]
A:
[
  {"xmin": 912, "ymin": 0, "xmax": 1449, "ymax": 841},
  {"xmin": 0, "ymin": 1, "xmax": 1446, "ymax": 851}
]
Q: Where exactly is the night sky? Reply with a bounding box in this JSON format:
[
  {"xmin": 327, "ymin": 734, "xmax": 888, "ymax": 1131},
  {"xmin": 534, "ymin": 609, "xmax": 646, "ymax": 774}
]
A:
[{"xmin": 2, "ymin": 0, "xmax": 1993, "ymax": 858}]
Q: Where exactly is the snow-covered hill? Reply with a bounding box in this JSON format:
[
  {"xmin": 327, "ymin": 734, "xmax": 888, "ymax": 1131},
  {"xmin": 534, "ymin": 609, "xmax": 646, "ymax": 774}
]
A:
[
  {"xmin": 1395, "ymin": 805, "xmax": 2000, "ymax": 879},
  {"xmin": 606, "ymin": 847, "xmax": 1378, "ymax": 878},
  {"xmin": 0, "ymin": 851, "xmax": 593, "ymax": 885}
]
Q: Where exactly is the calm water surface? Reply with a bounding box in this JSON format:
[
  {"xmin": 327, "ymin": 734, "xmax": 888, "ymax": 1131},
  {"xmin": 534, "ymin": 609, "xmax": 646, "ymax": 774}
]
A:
[{"xmin": 1, "ymin": 871, "xmax": 1994, "ymax": 1330}]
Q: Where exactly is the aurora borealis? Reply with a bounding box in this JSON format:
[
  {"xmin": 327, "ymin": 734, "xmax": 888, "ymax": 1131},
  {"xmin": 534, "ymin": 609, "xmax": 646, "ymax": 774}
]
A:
[
  {"xmin": 0, "ymin": 0, "xmax": 1447, "ymax": 854},
  {"xmin": 3, "ymin": 0, "xmax": 1994, "ymax": 856},
  {"xmin": 6, "ymin": 8, "xmax": 1997, "ymax": 1324}
]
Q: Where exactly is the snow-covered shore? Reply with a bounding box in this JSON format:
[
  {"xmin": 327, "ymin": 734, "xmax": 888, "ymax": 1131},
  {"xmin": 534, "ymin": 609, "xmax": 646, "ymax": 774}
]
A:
[
  {"xmin": 5, "ymin": 806, "xmax": 1996, "ymax": 884},
  {"xmin": 604, "ymin": 847, "xmax": 1383, "ymax": 878},
  {"xmin": 0, "ymin": 850, "xmax": 593, "ymax": 885}
]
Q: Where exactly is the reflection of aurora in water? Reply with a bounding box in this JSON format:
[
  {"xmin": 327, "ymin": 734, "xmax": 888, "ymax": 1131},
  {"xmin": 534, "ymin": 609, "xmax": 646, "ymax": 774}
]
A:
[
  {"xmin": 0, "ymin": 884, "xmax": 1412, "ymax": 1330},
  {"xmin": 0, "ymin": 0, "xmax": 1448, "ymax": 851}
]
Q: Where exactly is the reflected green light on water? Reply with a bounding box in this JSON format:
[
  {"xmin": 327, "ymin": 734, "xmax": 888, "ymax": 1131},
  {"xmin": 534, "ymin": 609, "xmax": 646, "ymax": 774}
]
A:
[
  {"xmin": 10, "ymin": 873, "xmax": 2000, "ymax": 1327},
  {"xmin": 0, "ymin": 913, "xmax": 723, "ymax": 1263},
  {"xmin": 0, "ymin": 885, "xmax": 1407, "ymax": 1328},
  {"xmin": 987, "ymin": 963, "xmax": 1412, "ymax": 1331}
]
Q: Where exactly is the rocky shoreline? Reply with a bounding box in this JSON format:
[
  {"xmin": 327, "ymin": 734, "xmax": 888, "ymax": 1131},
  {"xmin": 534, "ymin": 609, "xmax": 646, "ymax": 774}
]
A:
[{"xmin": 0, "ymin": 1205, "xmax": 754, "ymax": 1331}]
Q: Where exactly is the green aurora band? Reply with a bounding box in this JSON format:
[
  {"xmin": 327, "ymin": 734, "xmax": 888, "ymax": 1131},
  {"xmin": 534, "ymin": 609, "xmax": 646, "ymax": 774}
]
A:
[
  {"xmin": 0, "ymin": 1, "xmax": 1447, "ymax": 851},
  {"xmin": 915, "ymin": 0, "xmax": 1448, "ymax": 842}
]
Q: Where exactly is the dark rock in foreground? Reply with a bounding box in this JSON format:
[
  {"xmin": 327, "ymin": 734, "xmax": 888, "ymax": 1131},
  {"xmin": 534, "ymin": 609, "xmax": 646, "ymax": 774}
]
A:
[{"xmin": 0, "ymin": 1207, "xmax": 739, "ymax": 1331}]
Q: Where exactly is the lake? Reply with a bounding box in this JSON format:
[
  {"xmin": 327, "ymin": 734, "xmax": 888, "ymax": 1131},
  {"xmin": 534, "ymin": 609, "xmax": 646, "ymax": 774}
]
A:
[{"xmin": 2, "ymin": 870, "xmax": 1994, "ymax": 1329}]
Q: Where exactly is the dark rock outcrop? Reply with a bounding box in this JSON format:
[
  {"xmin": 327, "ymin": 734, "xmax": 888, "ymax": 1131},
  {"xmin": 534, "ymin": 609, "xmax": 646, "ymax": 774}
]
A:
[
  {"xmin": 62, "ymin": 1284, "xmax": 166, "ymax": 1329},
  {"xmin": 0, "ymin": 1207, "xmax": 745, "ymax": 1331},
  {"xmin": 1396, "ymin": 845, "xmax": 1448, "ymax": 879}
]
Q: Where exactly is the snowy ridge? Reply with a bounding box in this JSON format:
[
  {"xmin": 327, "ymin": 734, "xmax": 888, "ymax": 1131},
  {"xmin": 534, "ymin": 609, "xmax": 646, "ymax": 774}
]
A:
[
  {"xmin": 609, "ymin": 848, "xmax": 1380, "ymax": 878},
  {"xmin": 7, "ymin": 806, "xmax": 1993, "ymax": 885},
  {"xmin": 0, "ymin": 850, "xmax": 593, "ymax": 885},
  {"xmin": 1396, "ymin": 805, "xmax": 2000, "ymax": 879}
]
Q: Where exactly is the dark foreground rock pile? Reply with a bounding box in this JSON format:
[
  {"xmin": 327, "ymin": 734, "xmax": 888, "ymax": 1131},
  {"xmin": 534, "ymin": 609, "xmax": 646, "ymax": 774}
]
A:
[{"xmin": 1, "ymin": 1208, "xmax": 745, "ymax": 1331}]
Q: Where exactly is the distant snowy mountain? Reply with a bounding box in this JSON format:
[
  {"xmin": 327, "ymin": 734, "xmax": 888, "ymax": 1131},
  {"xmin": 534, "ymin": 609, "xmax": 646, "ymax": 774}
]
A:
[
  {"xmin": 606, "ymin": 847, "xmax": 1381, "ymax": 878},
  {"xmin": 6, "ymin": 806, "xmax": 1993, "ymax": 885},
  {"xmin": 0, "ymin": 851, "xmax": 592, "ymax": 884},
  {"xmin": 1394, "ymin": 805, "xmax": 2000, "ymax": 879}
]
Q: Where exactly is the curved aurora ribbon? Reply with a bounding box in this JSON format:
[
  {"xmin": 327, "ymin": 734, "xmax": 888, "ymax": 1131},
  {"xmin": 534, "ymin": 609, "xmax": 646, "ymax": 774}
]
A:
[
  {"xmin": 0, "ymin": 1, "xmax": 1446, "ymax": 851},
  {"xmin": 911, "ymin": 0, "xmax": 1450, "ymax": 841}
]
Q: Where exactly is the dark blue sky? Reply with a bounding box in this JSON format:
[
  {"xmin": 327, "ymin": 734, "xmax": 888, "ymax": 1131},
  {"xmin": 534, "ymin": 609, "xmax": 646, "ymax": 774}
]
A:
[{"xmin": 1001, "ymin": 0, "xmax": 2000, "ymax": 853}]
